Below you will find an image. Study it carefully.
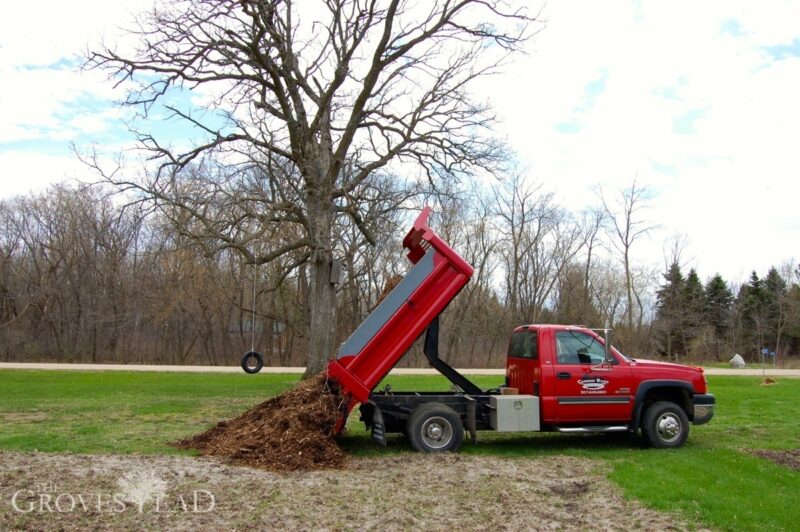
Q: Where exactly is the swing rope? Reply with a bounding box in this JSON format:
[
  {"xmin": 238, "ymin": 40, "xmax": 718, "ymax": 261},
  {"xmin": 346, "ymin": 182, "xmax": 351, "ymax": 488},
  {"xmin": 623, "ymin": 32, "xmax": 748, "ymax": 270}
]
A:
[
  {"xmin": 240, "ymin": 256, "xmax": 265, "ymax": 374},
  {"xmin": 251, "ymin": 260, "xmax": 258, "ymax": 353}
]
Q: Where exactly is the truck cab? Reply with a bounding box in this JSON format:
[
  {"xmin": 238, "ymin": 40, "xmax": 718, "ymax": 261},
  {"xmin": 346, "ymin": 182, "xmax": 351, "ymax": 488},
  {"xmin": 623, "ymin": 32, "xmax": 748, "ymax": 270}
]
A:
[{"xmin": 506, "ymin": 325, "xmax": 714, "ymax": 447}]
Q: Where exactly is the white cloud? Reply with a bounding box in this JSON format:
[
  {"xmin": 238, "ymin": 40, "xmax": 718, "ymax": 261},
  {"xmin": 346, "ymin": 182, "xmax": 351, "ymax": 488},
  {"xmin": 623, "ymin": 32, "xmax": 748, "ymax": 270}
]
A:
[
  {"xmin": 0, "ymin": 151, "xmax": 89, "ymax": 196},
  {"xmin": 0, "ymin": 1, "xmax": 144, "ymax": 68},
  {"xmin": 0, "ymin": 66, "xmax": 129, "ymax": 143},
  {"xmin": 0, "ymin": 2, "xmax": 143, "ymax": 124},
  {"xmin": 0, "ymin": 0, "xmax": 144, "ymax": 196},
  {"xmin": 476, "ymin": 0, "xmax": 800, "ymax": 282}
]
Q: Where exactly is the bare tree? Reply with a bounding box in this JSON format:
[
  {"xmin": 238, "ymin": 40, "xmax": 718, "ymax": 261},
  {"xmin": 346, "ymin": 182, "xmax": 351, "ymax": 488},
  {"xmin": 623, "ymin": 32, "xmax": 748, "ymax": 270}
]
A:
[
  {"xmin": 662, "ymin": 232, "xmax": 690, "ymax": 273},
  {"xmin": 494, "ymin": 172, "xmax": 544, "ymax": 322},
  {"xmin": 494, "ymin": 173, "xmax": 583, "ymax": 323},
  {"xmin": 578, "ymin": 207, "xmax": 605, "ymax": 323},
  {"xmin": 86, "ymin": 0, "xmax": 535, "ymax": 374},
  {"xmin": 597, "ymin": 178, "xmax": 655, "ymax": 341},
  {"xmin": 588, "ymin": 258, "xmax": 627, "ymax": 331},
  {"xmin": 431, "ymin": 183, "xmax": 501, "ymax": 363},
  {"xmin": 772, "ymin": 262, "xmax": 796, "ymax": 358}
]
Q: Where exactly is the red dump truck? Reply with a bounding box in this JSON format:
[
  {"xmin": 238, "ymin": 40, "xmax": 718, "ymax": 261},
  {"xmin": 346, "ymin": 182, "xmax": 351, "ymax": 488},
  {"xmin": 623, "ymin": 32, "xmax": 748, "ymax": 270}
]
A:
[{"xmin": 327, "ymin": 208, "xmax": 715, "ymax": 452}]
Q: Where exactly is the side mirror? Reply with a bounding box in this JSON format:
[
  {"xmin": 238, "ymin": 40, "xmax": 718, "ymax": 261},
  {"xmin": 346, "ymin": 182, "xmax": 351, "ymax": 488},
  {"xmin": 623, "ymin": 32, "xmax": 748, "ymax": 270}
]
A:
[{"xmin": 604, "ymin": 329, "xmax": 614, "ymax": 364}]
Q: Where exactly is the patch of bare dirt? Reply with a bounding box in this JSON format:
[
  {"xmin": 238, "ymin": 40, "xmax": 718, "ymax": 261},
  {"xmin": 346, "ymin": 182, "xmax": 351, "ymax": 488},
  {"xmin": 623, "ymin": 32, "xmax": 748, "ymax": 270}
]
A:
[
  {"xmin": 174, "ymin": 374, "xmax": 347, "ymax": 472},
  {"xmin": 0, "ymin": 451, "xmax": 702, "ymax": 531},
  {"xmin": 0, "ymin": 413, "xmax": 49, "ymax": 423},
  {"xmin": 751, "ymin": 449, "xmax": 800, "ymax": 470}
]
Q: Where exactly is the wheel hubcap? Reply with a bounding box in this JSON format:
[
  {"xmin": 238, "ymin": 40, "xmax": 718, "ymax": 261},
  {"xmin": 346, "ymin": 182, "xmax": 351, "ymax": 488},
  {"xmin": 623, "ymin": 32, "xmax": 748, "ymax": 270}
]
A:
[
  {"xmin": 656, "ymin": 413, "xmax": 682, "ymax": 443},
  {"xmin": 421, "ymin": 416, "xmax": 453, "ymax": 449}
]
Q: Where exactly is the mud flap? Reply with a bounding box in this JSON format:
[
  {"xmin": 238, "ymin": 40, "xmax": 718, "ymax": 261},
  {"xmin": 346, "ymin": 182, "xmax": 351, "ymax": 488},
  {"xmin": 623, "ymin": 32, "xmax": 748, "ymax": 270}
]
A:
[
  {"xmin": 368, "ymin": 401, "xmax": 387, "ymax": 447},
  {"xmin": 465, "ymin": 396, "xmax": 478, "ymax": 444}
]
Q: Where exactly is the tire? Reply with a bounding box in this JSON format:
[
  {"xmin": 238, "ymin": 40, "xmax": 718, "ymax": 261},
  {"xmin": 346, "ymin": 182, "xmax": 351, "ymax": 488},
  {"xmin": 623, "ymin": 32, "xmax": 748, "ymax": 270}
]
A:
[
  {"xmin": 641, "ymin": 401, "xmax": 689, "ymax": 448},
  {"xmin": 240, "ymin": 351, "xmax": 264, "ymax": 374},
  {"xmin": 406, "ymin": 403, "xmax": 464, "ymax": 453}
]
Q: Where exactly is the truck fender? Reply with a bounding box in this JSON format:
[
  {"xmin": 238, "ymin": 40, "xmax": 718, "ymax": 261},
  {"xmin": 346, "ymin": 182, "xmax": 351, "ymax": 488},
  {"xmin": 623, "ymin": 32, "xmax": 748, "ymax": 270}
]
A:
[{"xmin": 631, "ymin": 380, "xmax": 695, "ymax": 430}]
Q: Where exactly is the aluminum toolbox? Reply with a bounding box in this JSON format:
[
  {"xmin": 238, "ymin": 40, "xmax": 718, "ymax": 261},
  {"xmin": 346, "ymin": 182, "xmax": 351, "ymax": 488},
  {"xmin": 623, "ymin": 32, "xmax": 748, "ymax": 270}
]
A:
[{"xmin": 490, "ymin": 395, "xmax": 540, "ymax": 432}]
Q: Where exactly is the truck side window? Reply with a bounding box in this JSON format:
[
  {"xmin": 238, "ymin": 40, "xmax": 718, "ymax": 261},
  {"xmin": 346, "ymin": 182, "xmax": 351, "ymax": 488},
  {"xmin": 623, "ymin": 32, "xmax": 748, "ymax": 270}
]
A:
[
  {"xmin": 508, "ymin": 330, "xmax": 538, "ymax": 359},
  {"xmin": 555, "ymin": 331, "xmax": 606, "ymax": 365}
]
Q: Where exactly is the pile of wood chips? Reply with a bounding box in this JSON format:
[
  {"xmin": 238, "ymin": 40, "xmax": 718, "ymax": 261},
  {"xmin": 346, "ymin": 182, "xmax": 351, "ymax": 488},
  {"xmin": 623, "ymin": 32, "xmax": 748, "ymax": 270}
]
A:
[{"xmin": 175, "ymin": 374, "xmax": 347, "ymax": 472}]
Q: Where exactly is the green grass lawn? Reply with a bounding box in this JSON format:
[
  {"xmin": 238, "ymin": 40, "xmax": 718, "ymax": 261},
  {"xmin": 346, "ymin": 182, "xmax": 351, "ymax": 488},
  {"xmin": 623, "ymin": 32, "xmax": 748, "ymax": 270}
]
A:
[
  {"xmin": 0, "ymin": 371, "xmax": 299, "ymax": 454},
  {"xmin": 0, "ymin": 370, "xmax": 798, "ymax": 530}
]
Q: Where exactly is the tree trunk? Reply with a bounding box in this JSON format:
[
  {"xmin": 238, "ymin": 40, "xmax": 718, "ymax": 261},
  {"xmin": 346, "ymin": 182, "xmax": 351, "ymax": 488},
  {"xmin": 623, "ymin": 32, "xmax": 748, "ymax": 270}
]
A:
[
  {"xmin": 624, "ymin": 248, "xmax": 633, "ymax": 332},
  {"xmin": 304, "ymin": 198, "xmax": 337, "ymax": 377},
  {"xmin": 583, "ymin": 246, "xmax": 593, "ymax": 323}
]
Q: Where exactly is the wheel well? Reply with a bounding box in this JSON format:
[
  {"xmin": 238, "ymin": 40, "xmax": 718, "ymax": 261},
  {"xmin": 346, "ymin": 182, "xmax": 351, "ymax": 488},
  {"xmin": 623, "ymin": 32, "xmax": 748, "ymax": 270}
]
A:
[{"xmin": 641, "ymin": 387, "xmax": 693, "ymax": 421}]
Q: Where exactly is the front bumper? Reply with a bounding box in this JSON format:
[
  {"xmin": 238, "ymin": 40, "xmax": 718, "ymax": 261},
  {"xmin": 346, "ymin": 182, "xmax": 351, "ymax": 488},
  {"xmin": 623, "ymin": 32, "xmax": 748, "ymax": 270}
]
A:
[{"xmin": 692, "ymin": 393, "xmax": 715, "ymax": 425}]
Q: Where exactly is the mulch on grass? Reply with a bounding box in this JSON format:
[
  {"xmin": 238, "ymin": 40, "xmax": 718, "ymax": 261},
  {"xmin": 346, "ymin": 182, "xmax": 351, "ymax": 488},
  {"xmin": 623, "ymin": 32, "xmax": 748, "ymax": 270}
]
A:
[
  {"xmin": 174, "ymin": 373, "xmax": 347, "ymax": 472},
  {"xmin": 751, "ymin": 449, "xmax": 800, "ymax": 470}
]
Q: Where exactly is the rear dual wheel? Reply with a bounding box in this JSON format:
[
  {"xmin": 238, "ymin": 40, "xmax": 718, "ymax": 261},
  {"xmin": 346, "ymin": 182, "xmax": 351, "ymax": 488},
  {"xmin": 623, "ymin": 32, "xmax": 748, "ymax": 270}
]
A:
[{"xmin": 406, "ymin": 403, "xmax": 464, "ymax": 453}]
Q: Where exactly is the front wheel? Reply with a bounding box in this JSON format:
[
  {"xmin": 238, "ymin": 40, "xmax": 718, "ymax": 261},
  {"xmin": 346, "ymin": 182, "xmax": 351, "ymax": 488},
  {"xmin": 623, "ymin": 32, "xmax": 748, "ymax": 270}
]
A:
[
  {"xmin": 642, "ymin": 401, "xmax": 689, "ymax": 448},
  {"xmin": 406, "ymin": 403, "xmax": 464, "ymax": 453}
]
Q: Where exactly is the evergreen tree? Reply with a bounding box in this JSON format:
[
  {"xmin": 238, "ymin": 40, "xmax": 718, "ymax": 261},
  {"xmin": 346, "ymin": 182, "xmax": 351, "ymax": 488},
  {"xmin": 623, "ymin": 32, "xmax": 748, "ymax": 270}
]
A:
[
  {"xmin": 654, "ymin": 262, "xmax": 686, "ymax": 359},
  {"xmin": 787, "ymin": 267, "xmax": 800, "ymax": 355},
  {"xmin": 682, "ymin": 269, "xmax": 705, "ymax": 353},
  {"xmin": 738, "ymin": 271, "xmax": 768, "ymax": 356},
  {"xmin": 704, "ymin": 274, "xmax": 733, "ymax": 339}
]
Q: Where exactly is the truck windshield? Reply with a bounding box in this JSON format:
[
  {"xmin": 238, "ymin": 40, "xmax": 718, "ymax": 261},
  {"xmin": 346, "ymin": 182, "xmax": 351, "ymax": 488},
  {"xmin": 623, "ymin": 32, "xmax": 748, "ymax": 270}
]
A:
[{"xmin": 508, "ymin": 330, "xmax": 537, "ymax": 359}]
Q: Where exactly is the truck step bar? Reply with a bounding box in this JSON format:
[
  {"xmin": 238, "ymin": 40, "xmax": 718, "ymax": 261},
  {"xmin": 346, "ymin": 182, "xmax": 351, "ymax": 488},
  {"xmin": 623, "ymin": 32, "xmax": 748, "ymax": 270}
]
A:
[{"xmin": 555, "ymin": 426, "xmax": 629, "ymax": 433}]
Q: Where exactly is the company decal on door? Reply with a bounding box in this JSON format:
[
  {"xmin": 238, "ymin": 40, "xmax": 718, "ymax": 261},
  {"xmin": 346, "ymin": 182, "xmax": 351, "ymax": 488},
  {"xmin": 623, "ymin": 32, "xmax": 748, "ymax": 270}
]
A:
[{"xmin": 578, "ymin": 376, "xmax": 609, "ymax": 395}]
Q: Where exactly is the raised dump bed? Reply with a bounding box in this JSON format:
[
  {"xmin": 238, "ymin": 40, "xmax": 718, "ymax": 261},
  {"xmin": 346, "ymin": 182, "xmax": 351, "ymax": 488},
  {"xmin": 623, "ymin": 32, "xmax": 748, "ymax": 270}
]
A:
[{"xmin": 327, "ymin": 207, "xmax": 473, "ymax": 414}]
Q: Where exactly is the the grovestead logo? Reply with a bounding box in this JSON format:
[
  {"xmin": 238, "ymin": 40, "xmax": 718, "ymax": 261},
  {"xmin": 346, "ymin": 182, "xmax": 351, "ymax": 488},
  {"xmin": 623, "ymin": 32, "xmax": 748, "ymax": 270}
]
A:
[
  {"xmin": 7, "ymin": 470, "xmax": 215, "ymax": 514},
  {"xmin": 117, "ymin": 470, "xmax": 169, "ymax": 512}
]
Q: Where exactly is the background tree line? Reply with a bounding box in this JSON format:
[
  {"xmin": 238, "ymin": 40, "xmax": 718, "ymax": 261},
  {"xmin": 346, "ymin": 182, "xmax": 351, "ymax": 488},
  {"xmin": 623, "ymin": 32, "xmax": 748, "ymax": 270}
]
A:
[
  {"xmin": 653, "ymin": 261, "xmax": 800, "ymax": 363},
  {"xmin": 2, "ymin": 179, "xmax": 798, "ymax": 367}
]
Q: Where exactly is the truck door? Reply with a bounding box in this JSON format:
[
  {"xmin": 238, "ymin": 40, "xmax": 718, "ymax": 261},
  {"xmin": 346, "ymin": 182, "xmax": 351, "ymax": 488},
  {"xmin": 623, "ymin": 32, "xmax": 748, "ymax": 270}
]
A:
[
  {"xmin": 506, "ymin": 329, "xmax": 540, "ymax": 395},
  {"xmin": 552, "ymin": 330, "xmax": 633, "ymax": 423}
]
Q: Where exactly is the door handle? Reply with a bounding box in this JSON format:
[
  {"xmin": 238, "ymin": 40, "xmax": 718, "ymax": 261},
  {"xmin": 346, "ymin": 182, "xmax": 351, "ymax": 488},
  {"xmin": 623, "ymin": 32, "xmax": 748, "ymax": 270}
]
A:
[{"xmin": 557, "ymin": 372, "xmax": 571, "ymax": 380}]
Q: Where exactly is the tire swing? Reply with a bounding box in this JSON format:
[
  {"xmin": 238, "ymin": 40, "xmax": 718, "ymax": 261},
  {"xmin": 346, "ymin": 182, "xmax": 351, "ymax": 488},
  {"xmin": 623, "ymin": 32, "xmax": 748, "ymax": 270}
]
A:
[
  {"xmin": 241, "ymin": 260, "xmax": 265, "ymax": 374},
  {"xmin": 241, "ymin": 350, "xmax": 264, "ymax": 374}
]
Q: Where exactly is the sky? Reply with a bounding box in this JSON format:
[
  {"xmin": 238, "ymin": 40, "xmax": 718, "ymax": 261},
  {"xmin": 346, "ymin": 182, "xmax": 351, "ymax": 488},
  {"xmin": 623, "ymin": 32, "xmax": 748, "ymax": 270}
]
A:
[{"xmin": 1, "ymin": 0, "xmax": 798, "ymax": 285}]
